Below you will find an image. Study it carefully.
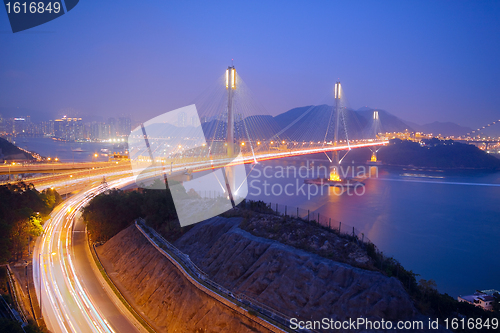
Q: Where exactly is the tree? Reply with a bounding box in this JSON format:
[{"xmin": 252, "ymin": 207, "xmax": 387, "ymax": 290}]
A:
[
  {"xmin": 0, "ymin": 182, "xmax": 60, "ymax": 263},
  {"xmin": 493, "ymin": 292, "xmax": 500, "ymax": 313}
]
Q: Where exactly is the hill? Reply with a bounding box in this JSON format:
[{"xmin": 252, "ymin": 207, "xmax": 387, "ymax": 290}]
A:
[
  {"xmin": 403, "ymin": 121, "xmax": 472, "ymax": 137},
  {"xmin": 0, "ymin": 137, "xmax": 32, "ymax": 162},
  {"xmin": 378, "ymin": 139, "xmax": 500, "ymax": 169},
  {"xmin": 272, "ymin": 105, "xmax": 412, "ymax": 141}
]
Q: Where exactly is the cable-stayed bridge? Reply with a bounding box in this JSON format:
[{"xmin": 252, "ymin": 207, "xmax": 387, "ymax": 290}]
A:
[
  {"xmin": 1, "ymin": 66, "xmax": 388, "ymax": 194},
  {"xmin": 129, "ymin": 66, "xmax": 387, "ymax": 184}
]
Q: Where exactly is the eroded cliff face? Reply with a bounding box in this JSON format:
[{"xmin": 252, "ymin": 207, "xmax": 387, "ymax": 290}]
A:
[
  {"xmin": 174, "ymin": 216, "xmax": 417, "ymax": 323},
  {"xmin": 97, "ymin": 225, "xmax": 272, "ymax": 333},
  {"xmin": 99, "ymin": 215, "xmax": 420, "ymax": 333}
]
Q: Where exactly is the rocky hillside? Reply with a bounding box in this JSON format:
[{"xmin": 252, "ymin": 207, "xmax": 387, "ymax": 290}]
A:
[
  {"xmin": 0, "ymin": 138, "xmax": 32, "ymax": 162},
  {"xmin": 97, "ymin": 225, "xmax": 273, "ymax": 333},
  {"xmin": 174, "ymin": 216, "xmax": 417, "ymax": 325}
]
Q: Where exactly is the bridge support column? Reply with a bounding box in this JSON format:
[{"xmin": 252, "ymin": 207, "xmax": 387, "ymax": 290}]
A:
[
  {"xmin": 330, "ymin": 81, "xmax": 342, "ymax": 181},
  {"xmin": 225, "ymin": 66, "xmax": 237, "ymax": 205}
]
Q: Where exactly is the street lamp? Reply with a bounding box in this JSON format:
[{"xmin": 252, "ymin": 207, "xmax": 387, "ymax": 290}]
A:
[
  {"xmin": 38, "ymin": 252, "xmax": 56, "ymax": 319},
  {"xmin": 65, "ymin": 175, "xmax": 73, "ymax": 199}
]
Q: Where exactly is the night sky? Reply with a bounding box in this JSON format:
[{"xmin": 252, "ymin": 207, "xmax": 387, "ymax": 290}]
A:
[{"xmin": 1, "ymin": 1, "xmax": 499, "ymax": 128}]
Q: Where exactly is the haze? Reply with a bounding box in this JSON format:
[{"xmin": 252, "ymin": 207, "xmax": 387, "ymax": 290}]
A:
[{"xmin": 1, "ymin": 1, "xmax": 499, "ymax": 128}]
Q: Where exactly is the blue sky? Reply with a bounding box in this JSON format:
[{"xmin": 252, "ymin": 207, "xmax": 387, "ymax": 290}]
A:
[{"xmin": 1, "ymin": 0, "xmax": 499, "ymax": 128}]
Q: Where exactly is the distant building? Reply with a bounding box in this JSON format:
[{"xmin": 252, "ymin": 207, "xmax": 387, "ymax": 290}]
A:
[
  {"xmin": 41, "ymin": 120, "xmax": 54, "ymax": 136},
  {"xmin": 458, "ymin": 290, "xmax": 499, "ymax": 311},
  {"xmin": 108, "ymin": 117, "xmax": 117, "ymax": 137},
  {"xmin": 190, "ymin": 115, "xmax": 200, "ymax": 127},
  {"xmin": 3, "ymin": 118, "xmax": 13, "ymax": 135},
  {"xmin": 178, "ymin": 112, "xmax": 187, "ymax": 127},
  {"xmin": 13, "ymin": 118, "xmax": 27, "ymax": 136},
  {"xmin": 90, "ymin": 122, "xmax": 110, "ymax": 140},
  {"xmin": 54, "ymin": 116, "xmax": 84, "ymax": 141},
  {"xmin": 118, "ymin": 117, "xmax": 131, "ymax": 136}
]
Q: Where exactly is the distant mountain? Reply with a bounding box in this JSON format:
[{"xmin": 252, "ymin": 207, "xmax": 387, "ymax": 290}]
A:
[
  {"xmin": 402, "ymin": 121, "xmax": 472, "ymax": 137},
  {"xmin": 201, "ymin": 115, "xmax": 282, "ymax": 141},
  {"xmin": 140, "ymin": 105, "xmax": 435, "ymax": 145},
  {"xmin": 272, "ymin": 105, "xmax": 367, "ymax": 141},
  {"xmin": 272, "ymin": 105, "xmax": 412, "ymax": 141},
  {"xmin": 355, "ymin": 107, "xmax": 414, "ymax": 134}
]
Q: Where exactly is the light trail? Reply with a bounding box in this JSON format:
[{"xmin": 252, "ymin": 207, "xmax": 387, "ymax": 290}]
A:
[{"xmin": 34, "ymin": 176, "xmax": 138, "ymax": 333}]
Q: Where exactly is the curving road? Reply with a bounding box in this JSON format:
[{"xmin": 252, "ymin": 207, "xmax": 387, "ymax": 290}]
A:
[{"xmin": 33, "ymin": 176, "xmax": 145, "ymax": 333}]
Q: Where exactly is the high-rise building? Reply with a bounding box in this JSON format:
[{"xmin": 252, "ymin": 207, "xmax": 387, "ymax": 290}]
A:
[
  {"xmin": 118, "ymin": 117, "xmax": 131, "ymax": 136},
  {"xmin": 2, "ymin": 118, "xmax": 13, "ymax": 135},
  {"xmin": 190, "ymin": 115, "xmax": 200, "ymax": 127},
  {"xmin": 53, "ymin": 117, "xmax": 84, "ymax": 141},
  {"xmin": 89, "ymin": 121, "xmax": 111, "ymax": 140},
  {"xmin": 178, "ymin": 112, "xmax": 187, "ymax": 127},
  {"xmin": 41, "ymin": 121, "xmax": 54, "ymax": 136},
  {"xmin": 108, "ymin": 118, "xmax": 117, "ymax": 138},
  {"xmin": 13, "ymin": 118, "xmax": 27, "ymax": 136}
]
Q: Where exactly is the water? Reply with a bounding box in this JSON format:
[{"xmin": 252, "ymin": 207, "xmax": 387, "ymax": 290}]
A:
[
  {"xmin": 245, "ymin": 157, "xmax": 500, "ymax": 297},
  {"xmin": 15, "ymin": 137, "xmax": 127, "ymax": 163}
]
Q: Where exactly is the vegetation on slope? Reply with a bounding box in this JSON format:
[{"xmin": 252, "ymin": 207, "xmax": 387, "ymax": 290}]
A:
[
  {"xmin": 82, "ymin": 180, "xmax": 180, "ymax": 242},
  {"xmin": 0, "ymin": 182, "xmax": 61, "ymax": 263}
]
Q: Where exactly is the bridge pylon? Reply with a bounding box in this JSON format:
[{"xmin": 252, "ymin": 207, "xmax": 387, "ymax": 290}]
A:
[
  {"xmin": 226, "ymin": 66, "xmax": 236, "ymax": 158},
  {"xmin": 330, "ymin": 81, "xmax": 342, "ymax": 181},
  {"xmin": 225, "ymin": 65, "xmax": 237, "ymax": 205}
]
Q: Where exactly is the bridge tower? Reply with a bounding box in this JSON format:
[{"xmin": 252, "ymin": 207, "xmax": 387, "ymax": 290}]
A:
[
  {"xmin": 330, "ymin": 81, "xmax": 342, "ymax": 181},
  {"xmin": 226, "ymin": 66, "xmax": 236, "ymax": 158},
  {"xmin": 225, "ymin": 65, "xmax": 237, "ymax": 205}
]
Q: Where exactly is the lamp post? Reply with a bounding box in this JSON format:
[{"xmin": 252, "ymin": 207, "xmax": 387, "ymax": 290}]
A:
[
  {"xmin": 66, "ymin": 175, "xmax": 73, "ymax": 199},
  {"xmin": 38, "ymin": 251, "xmax": 56, "ymax": 319}
]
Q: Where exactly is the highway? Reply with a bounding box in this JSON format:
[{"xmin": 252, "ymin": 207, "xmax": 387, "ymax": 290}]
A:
[
  {"xmin": 33, "ymin": 176, "xmax": 145, "ymax": 333},
  {"xmin": 0, "ymin": 161, "xmax": 122, "ymax": 175}
]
